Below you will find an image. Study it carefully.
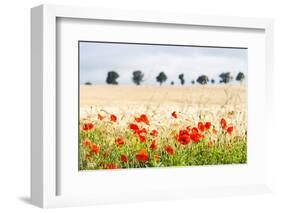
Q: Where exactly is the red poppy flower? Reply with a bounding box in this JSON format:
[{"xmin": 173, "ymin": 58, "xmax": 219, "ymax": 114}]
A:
[
  {"xmin": 176, "ymin": 129, "xmax": 191, "ymax": 145},
  {"xmin": 98, "ymin": 113, "xmax": 105, "ymax": 121},
  {"xmin": 192, "ymin": 127, "xmax": 199, "ymax": 135},
  {"xmin": 179, "ymin": 129, "xmax": 189, "ymax": 135},
  {"xmin": 116, "ymin": 137, "xmax": 124, "ymax": 147},
  {"xmin": 137, "ymin": 134, "xmax": 146, "ymax": 143},
  {"xmin": 120, "ymin": 154, "xmax": 128, "ymax": 163},
  {"xmin": 190, "ymin": 133, "xmax": 200, "ymax": 143},
  {"xmin": 91, "ymin": 144, "xmax": 100, "ymax": 154},
  {"xmin": 198, "ymin": 122, "xmax": 205, "ymax": 132},
  {"xmin": 82, "ymin": 122, "xmax": 94, "ymax": 131},
  {"xmin": 150, "ymin": 129, "xmax": 159, "ymax": 136},
  {"xmin": 107, "ymin": 163, "xmax": 118, "ymax": 169},
  {"xmin": 110, "ymin": 114, "xmax": 117, "ymax": 122},
  {"xmin": 179, "ymin": 134, "xmax": 191, "ymax": 145},
  {"xmin": 141, "ymin": 114, "xmax": 150, "ymax": 125},
  {"xmin": 190, "ymin": 127, "xmax": 201, "ymax": 143},
  {"xmin": 129, "ymin": 123, "xmax": 140, "ymax": 133},
  {"xmin": 135, "ymin": 114, "xmax": 150, "ymax": 125},
  {"xmin": 149, "ymin": 140, "xmax": 157, "ymax": 150},
  {"xmin": 135, "ymin": 117, "xmax": 142, "ymax": 123},
  {"xmin": 130, "ymin": 124, "xmax": 147, "ymax": 142},
  {"xmin": 83, "ymin": 139, "xmax": 91, "ymax": 148},
  {"xmin": 165, "ymin": 145, "xmax": 174, "ymax": 155},
  {"xmin": 221, "ymin": 118, "xmax": 227, "ymax": 130},
  {"xmin": 172, "ymin": 111, "xmax": 177, "ymax": 118},
  {"xmin": 227, "ymin": 126, "xmax": 234, "ymax": 134},
  {"xmin": 139, "ymin": 128, "xmax": 147, "ymax": 134},
  {"xmin": 205, "ymin": 122, "xmax": 211, "ymax": 130},
  {"xmin": 136, "ymin": 149, "xmax": 149, "ymax": 161}
]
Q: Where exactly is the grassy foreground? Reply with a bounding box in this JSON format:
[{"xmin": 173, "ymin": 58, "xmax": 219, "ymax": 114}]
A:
[{"xmin": 79, "ymin": 112, "xmax": 247, "ymax": 170}]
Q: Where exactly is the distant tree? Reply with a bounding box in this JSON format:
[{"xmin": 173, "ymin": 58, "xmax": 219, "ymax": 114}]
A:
[
  {"xmin": 132, "ymin": 70, "xmax": 144, "ymax": 85},
  {"xmin": 84, "ymin": 82, "xmax": 92, "ymax": 85},
  {"xmin": 170, "ymin": 81, "xmax": 174, "ymax": 85},
  {"xmin": 191, "ymin": 80, "xmax": 195, "ymax": 84},
  {"xmin": 211, "ymin": 79, "xmax": 215, "ymax": 84},
  {"xmin": 178, "ymin": 73, "xmax": 185, "ymax": 85},
  {"xmin": 236, "ymin": 72, "xmax": 245, "ymax": 83},
  {"xmin": 156, "ymin": 72, "xmax": 167, "ymax": 85},
  {"xmin": 219, "ymin": 72, "xmax": 233, "ymax": 84},
  {"xmin": 106, "ymin": 71, "xmax": 119, "ymax": 85},
  {"xmin": 196, "ymin": 75, "xmax": 209, "ymax": 85}
]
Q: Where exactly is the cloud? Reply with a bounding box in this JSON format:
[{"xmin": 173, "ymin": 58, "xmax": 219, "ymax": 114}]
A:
[{"xmin": 79, "ymin": 42, "xmax": 247, "ymax": 85}]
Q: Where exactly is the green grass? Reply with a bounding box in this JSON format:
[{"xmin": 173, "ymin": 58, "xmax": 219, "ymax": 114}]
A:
[{"xmin": 79, "ymin": 122, "xmax": 247, "ymax": 170}]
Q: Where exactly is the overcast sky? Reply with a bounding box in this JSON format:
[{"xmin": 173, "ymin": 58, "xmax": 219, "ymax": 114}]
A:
[{"xmin": 79, "ymin": 42, "xmax": 247, "ymax": 85}]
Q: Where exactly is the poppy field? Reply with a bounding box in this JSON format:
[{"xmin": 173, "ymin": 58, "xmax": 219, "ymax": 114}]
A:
[{"xmin": 79, "ymin": 85, "xmax": 247, "ymax": 170}]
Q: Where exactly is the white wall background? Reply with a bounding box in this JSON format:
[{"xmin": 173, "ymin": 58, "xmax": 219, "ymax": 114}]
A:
[{"xmin": 0, "ymin": 0, "xmax": 280, "ymax": 212}]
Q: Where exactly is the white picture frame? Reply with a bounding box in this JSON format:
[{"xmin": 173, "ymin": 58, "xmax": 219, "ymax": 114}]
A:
[{"xmin": 31, "ymin": 4, "xmax": 274, "ymax": 208}]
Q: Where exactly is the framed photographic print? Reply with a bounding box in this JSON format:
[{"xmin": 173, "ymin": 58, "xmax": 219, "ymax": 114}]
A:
[
  {"xmin": 78, "ymin": 41, "xmax": 248, "ymax": 170},
  {"xmin": 31, "ymin": 4, "xmax": 274, "ymax": 208}
]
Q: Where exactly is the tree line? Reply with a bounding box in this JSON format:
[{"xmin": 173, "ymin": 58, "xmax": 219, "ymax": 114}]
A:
[{"xmin": 84, "ymin": 70, "xmax": 245, "ymax": 85}]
